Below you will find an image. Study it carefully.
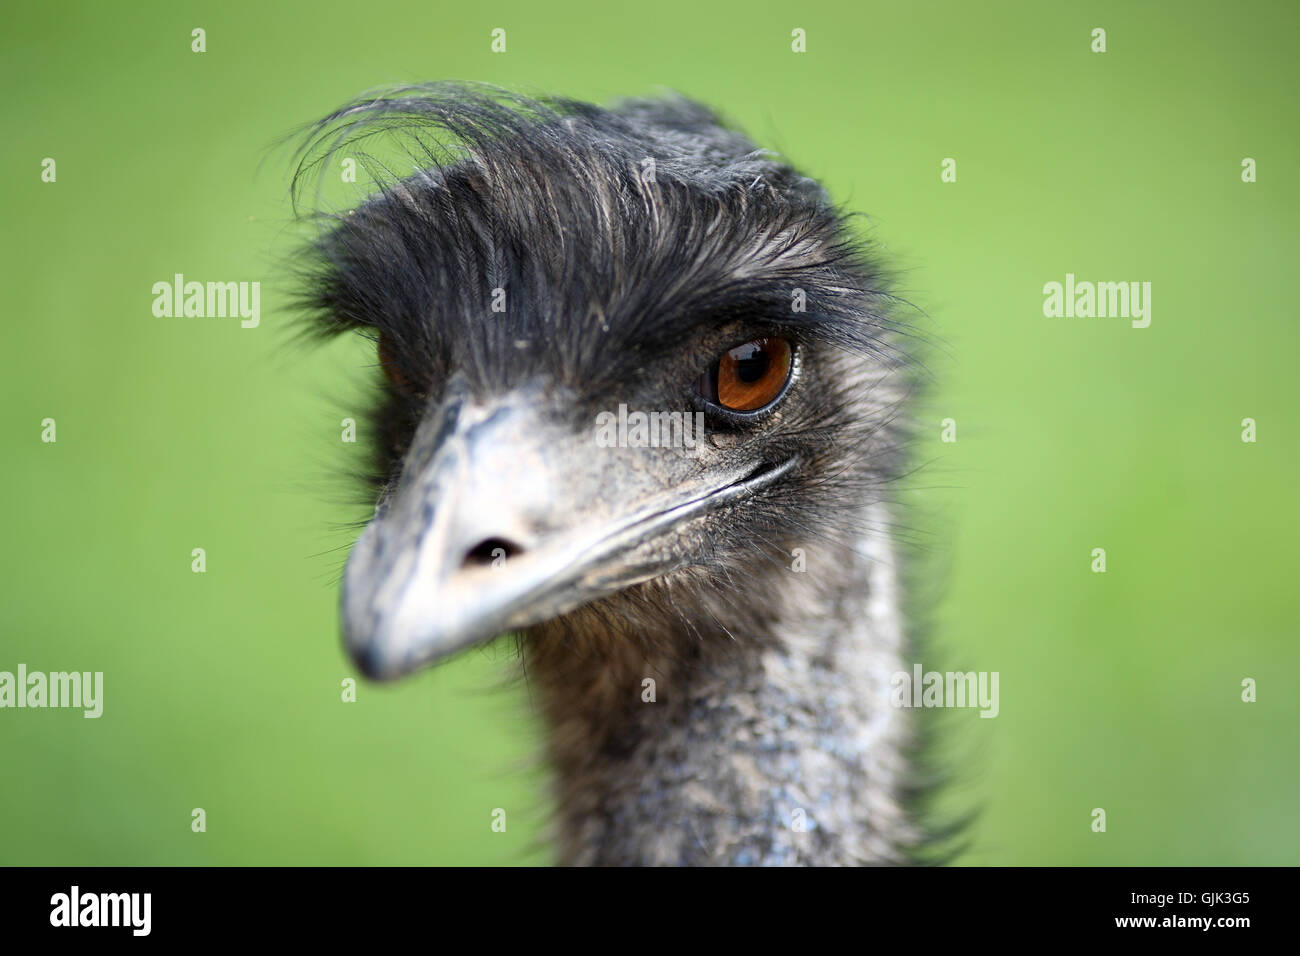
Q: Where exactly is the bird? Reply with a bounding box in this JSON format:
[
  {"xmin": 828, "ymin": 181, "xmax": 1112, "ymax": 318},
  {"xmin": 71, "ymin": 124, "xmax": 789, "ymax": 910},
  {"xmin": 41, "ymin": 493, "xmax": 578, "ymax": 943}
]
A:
[{"xmin": 291, "ymin": 82, "xmax": 938, "ymax": 865}]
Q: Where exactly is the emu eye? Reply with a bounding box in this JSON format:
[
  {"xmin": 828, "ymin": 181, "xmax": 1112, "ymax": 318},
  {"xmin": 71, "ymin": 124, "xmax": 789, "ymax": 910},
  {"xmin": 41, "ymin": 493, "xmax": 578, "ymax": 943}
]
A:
[
  {"xmin": 697, "ymin": 338, "xmax": 793, "ymax": 412},
  {"xmin": 377, "ymin": 333, "xmax": 414, "ymax": 393}
]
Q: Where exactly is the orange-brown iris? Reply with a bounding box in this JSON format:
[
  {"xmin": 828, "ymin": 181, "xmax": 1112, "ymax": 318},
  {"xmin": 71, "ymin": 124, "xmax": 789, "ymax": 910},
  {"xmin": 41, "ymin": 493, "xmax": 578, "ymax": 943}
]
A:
[{"xmin": 703, "ymin": 337, "xmax": 793, "ymax": 412}]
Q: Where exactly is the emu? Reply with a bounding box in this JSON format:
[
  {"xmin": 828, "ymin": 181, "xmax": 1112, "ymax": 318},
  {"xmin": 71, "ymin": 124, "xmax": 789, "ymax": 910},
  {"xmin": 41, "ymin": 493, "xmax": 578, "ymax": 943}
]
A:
[{"xmin": 293, "ymin": 83, "xmax": 932, "ymax": 865}]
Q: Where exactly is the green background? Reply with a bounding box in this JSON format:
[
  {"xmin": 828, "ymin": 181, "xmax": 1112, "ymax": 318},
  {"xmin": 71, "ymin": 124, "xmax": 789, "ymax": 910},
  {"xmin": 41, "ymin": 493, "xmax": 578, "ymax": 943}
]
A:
[{"xmin": 2, "ymin": 0, "xmax": 1296, "ymax": 865}]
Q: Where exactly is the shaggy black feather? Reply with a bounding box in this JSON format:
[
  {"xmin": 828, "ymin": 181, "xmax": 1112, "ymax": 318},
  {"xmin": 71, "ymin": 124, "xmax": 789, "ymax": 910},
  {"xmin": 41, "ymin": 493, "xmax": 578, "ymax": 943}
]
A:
[
  {"xmin": 290, "ymin": 81, "xmax": 958, "ymax": 864},
  {"xmin": 290, "ymin": 83, "xmax": 911, "ymax": 479}
]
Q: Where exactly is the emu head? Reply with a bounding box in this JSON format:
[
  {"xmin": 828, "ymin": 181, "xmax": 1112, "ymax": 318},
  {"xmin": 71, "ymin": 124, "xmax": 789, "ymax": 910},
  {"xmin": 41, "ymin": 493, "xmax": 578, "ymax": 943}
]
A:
[{"xmin": 295, "ymin": 84, "xmax": 908, "ymax": 680}]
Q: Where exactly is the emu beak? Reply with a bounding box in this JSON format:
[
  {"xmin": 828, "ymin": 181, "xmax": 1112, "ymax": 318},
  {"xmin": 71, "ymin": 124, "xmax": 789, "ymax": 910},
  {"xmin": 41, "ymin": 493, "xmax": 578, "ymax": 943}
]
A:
[{"xmin": 340, "ymin": 386, "xmax": 789, "ymax": 681}]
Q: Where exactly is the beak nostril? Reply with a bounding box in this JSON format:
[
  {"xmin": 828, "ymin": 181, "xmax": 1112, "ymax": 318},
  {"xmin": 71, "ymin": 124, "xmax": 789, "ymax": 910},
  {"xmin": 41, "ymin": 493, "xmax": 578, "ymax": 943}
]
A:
[{"xmin": 463, "ymin": 537, "xmax": 523, "ymax": 568}]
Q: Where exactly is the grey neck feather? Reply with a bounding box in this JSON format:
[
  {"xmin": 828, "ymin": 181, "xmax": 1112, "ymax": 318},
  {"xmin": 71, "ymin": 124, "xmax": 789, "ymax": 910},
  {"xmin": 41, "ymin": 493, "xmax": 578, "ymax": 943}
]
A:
[{"xmin": 526, "ymin": 501, "xmax": 914, "ymax": 865}]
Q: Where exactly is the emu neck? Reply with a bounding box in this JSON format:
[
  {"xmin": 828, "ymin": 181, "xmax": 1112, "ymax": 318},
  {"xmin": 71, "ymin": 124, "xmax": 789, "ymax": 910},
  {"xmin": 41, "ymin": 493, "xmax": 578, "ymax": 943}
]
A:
[{"xmin": 526, "ymin": 508, "xmax": 915, "ymax": 865}]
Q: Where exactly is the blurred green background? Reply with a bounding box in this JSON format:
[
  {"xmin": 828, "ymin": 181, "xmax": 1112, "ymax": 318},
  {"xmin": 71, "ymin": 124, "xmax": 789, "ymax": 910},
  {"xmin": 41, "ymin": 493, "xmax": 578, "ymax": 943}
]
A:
[{"xmin": 2, "ymin": 0, "xmax": 1296, "ymax": 865}]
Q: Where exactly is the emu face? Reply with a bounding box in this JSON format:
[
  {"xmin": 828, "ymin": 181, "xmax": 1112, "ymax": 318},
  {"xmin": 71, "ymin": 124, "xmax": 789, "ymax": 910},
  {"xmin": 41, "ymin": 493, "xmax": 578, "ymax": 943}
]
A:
[{"xmin": 297, "ymin": 86, "xmax": 905, "ymax": 680}]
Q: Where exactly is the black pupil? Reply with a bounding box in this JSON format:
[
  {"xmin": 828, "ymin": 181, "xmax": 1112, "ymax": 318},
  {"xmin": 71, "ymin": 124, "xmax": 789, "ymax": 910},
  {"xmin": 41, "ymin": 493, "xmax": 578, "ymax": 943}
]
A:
[{"xmin": 731, "ymin": 343, "xmax": 770, "ymax": 383}]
